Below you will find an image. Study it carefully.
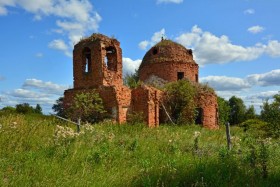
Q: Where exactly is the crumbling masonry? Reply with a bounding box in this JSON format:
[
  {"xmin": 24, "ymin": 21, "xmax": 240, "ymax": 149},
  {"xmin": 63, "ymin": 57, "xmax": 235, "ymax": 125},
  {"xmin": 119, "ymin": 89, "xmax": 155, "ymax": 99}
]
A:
[{"xmin": 64, "ymin": 34, "xmax": 219, "ymax": 129}]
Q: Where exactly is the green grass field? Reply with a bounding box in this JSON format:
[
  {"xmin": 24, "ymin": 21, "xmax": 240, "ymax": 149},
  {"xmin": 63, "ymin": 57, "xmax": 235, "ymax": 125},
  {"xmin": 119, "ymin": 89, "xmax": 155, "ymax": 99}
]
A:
[{"xmin": 0, "ymin": 114, "xmax": 280, "ymax": 186}]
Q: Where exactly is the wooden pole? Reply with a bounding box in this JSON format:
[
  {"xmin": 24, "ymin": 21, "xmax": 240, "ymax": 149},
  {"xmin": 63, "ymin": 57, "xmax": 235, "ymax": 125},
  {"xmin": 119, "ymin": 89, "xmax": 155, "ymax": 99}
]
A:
[
  {"xmin": 77, "ymin": 118, "xmax": 81, "ymax": 133},
  {"xmin": 161, "ymin": 103, "xmax": 176, "ymax": 125},
  {"xmin": 226, "ymin": 122, "xmax": 231, "ymax": 150}
]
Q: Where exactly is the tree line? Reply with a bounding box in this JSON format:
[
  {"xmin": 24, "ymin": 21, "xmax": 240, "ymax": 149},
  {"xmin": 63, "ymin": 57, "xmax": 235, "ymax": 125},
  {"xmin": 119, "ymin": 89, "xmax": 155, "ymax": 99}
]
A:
[{"xmin": 0, "ymin": 103, "xmax": 43, "ymax": 115}]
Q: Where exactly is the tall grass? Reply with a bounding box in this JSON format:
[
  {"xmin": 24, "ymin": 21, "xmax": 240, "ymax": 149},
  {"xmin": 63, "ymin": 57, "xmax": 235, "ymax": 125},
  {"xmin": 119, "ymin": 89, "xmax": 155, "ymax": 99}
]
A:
[{"xmin": 0, "ymin": 114, "xmax": 279, "ymax": 186}]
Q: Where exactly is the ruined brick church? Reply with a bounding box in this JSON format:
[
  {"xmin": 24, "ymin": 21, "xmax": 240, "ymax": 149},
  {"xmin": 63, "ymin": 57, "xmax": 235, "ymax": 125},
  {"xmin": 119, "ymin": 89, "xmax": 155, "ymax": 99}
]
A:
[{"xmin": 64, "ymin": 33, "xmax": 218, "ymax": 129}]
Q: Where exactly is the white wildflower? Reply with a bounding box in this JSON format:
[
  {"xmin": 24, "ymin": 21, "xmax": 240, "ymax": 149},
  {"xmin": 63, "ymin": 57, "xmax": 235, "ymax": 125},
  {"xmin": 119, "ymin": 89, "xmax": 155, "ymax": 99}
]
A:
[{"xmin": 193, "ymin": 131, "xmax": 201, "ymax": 138}]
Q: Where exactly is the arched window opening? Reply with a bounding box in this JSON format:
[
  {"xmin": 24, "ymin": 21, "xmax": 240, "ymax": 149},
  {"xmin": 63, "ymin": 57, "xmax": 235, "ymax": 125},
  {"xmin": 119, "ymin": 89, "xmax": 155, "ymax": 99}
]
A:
[
  {"xmin": 105, "ymin": 46, "xmax": 117, "ymax": 71},
  {"xmin": 195, "ymin": 108, "xmax": 203, "ymax": 125},
  {"xmin": 177, "ymin": 72, "xmax": 184, "ymax": 80},
  {"xmin": 195, "ymin": 74, "xmax": 198, "ymax": 82},
  {"xmin": 83, "ymin": 47, "xmax": 91, "ymax": 73},
  {"xmin": 152, "ymin": 47, "xmax": 158, "ymax": 55}
]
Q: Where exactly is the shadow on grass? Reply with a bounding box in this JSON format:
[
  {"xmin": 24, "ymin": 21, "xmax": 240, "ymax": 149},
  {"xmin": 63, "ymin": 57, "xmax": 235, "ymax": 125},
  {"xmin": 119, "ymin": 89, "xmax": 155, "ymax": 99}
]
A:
[{"xmin": 131, "ymin": 160, "xmax": 280, "ymax": 187}]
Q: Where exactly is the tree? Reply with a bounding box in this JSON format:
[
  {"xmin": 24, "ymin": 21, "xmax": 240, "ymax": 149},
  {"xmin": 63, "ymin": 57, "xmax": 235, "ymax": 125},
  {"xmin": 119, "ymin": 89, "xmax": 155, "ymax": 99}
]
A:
[
  {"xmin": 16, "ymin": 103, "xmax": 34, "ymax": 114},
  {"xmin": 67, "ymin": 92, "xmax": 106, "ymax": 123},
  {"xmin": 217, "ymin": 96, "xmax": 230, "ymax": 125},
  {"xmin": 163, "ymin": 80, "xmax": 197, "ymax": 125},
  {"xmin": 52, "ymin": 97, "xmax": 66, "ymax": 117},
  {"xmin": 229, "ymin": 96, "xmax": 246, "ymax": 125},
  {"xmin": 124, "ymin": 70, "xmax": 140, "ymax": 89},
  {"xmin": 34, "ymin": 104, "xmax": 43, "ymax": 114},
  {"xmin": 244, "ymin": 105, "xmax": 257, "ymax": 120},
  {"xmin": 260, "ymin": 93, "xmax": 280, "ymax": 137}
]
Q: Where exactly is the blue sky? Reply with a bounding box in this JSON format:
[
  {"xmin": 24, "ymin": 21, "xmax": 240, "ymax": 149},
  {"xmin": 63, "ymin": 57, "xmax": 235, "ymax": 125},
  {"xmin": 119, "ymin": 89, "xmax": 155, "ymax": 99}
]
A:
[{"xmin": 0, "ymin": 0, "xmax": 280, "ymax": 113}]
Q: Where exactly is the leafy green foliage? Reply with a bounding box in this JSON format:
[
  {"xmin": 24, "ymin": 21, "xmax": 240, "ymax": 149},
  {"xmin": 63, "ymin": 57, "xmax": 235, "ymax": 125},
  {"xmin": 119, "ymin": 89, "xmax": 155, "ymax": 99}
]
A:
[
  {"xmin": 239, "ymin": 119, "xmax": 267, "ymax": 137},
  {"xmin": 35, "ymin": 104, "xmax": 42, "ymax": 114},
  {"xmin": 217, "ymin": 96, "xmax": 230, "ymax": 125},
  {"xmin": 229, "ymin": 96, "xmax": 246, "ymax": 125},
  {"xmin": 0, "ymin": 106, "xmax": 16, "ymax": 115},
  {"xmin": 163, "ymin": 80, "xmax": 197, "ymax": 125},
  {"xmin": 124, "ymin": 70, "xmax": 140, "ymax": 89},
  {"xmin": 52, "ymin": 97, "xmax": 66, "ymax": 117},
  {"xmin": 67, "ymin": 92, "xmax": 106, "ymax": 123},
  {"xmin": 245, "ymin": 105, "xmax": 257, "ymax": 120},
  {"xmin": 127, "ymin": 111, "xmax": 145, "ymax": 125},
  {"xmin": 261, "ymin": 93, "xmax": 280, "ymax": 138},
  {"xmin": 15, "ymin": 103, "xmax": 43, "ymax": 115}
]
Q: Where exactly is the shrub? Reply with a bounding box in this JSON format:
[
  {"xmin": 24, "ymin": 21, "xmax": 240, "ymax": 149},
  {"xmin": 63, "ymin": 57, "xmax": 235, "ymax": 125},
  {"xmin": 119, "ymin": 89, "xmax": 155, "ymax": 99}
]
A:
[
  {"xmin": 239, "ymin": 119, "xmax": 267, "ymax": 137},
  {"xmin": 163, "ymin": 80, "xmax": 197, "ymax": 125},
  {"xmin": 66, "ymin": 92, "xmax": 106, "ymax": 123}
]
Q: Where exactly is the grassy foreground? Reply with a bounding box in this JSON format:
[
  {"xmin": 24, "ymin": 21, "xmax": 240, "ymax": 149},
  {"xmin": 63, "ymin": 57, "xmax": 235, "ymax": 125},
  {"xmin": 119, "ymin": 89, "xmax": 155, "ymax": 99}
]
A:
[{"xmin": 0, "ymin": 114, "xmax": 280, "ymax": 186}]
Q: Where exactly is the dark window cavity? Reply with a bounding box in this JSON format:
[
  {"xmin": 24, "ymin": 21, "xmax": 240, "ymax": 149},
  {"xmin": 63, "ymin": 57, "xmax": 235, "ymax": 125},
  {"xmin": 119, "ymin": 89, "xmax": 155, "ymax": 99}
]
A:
[{"xmin": 177, "ymin": 72, "xmax": 184, "ymax": 80}]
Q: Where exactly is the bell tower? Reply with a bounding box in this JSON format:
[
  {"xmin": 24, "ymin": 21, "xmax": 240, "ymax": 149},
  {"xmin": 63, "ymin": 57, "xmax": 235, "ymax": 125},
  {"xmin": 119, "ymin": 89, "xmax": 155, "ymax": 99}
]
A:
[{"xmin": 73, "ymin": 34, "xmax": 123, "ymax": 89}]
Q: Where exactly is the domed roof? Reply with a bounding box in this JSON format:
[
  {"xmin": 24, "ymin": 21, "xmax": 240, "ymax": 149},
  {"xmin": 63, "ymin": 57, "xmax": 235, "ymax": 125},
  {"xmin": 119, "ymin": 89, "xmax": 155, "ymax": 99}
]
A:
[{"xmin": 139, "ymin": 39, "xmax": 196, "ymax": 69}]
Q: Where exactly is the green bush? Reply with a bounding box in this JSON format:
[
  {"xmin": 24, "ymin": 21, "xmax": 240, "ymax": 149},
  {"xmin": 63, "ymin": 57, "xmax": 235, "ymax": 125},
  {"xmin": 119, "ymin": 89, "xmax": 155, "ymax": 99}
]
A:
[
  {"xmin": 239, "ymin": 119, "xmax": 267, "ymax": 137},
  {"xmin": 66, "ymin": 91, "xmax": 106, "ymax": 123}
]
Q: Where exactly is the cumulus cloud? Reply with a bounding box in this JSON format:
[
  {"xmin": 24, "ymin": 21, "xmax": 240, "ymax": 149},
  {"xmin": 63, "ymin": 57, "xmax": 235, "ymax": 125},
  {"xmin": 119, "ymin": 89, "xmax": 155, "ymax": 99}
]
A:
[
  {"xmin": 138, "ymin": 40, "xmax": 149, "ymax": 50},
  {"xmin": 201, "ymin": 69, "xmax": 280, "ymax": 92},
  {"xmin": 246, "ymin": 91, "xmax": 279, "ymax": 101},
  {"xmin": 246, "ymin": 69, "xmax": 280, "ymax": 87},
  {"xmin": 138, "ymin": 29, "xmax": 165, "ymax": 50},
  {"xmin": 175, "ymin": 25, "xmax": 280, "ymax": 65},
  {"xmin": 122, "ymin": 57, "xmax": 142, "ymax": 76},
  {"xmin": 266, "ymin": 40, "xmax": 280, "ymax": 57},
  {"xmin": 157, "ymin": 0, "xmax": 183, "ymax": 4},
  {"xmin": 200, "ymin": 76, "xmax": 251, "ymax": 91},
  {"xmin": 244, "ymin": 9, "xmax": 255, "ymax": 15},
  {"xmin": 0, "ymin": 78, "xmax": 68, "ymax": 113},
  {"xmin": 48, "ymin": 39, "xmax": 71, "ymax": 57},
  {"xmin": 9, "ymin": 89, "xmax": 49, "ymax": 99},
  {"xmin": 0, "ymin": 0, "xmax": 101, "ymax": 56},
  {"xmin": 22, "ymin": 78, "xmax": 68, "ymax": 95},
  {"xmin": 248, "ymin": 25, "xmax": 265, "ymax": 34}
]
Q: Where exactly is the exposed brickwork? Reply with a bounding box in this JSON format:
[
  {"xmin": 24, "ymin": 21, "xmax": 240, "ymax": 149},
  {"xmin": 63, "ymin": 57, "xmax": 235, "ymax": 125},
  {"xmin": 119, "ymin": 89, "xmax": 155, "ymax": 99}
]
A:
[
  {"xmin": 139, "ymin": 40, "xmax": 198, "ymax": 83},
  {"xmin": 197, "ymin": 93, "xmax": 218, "ymax": 129},
  {"xmin": 131, "ymin": 85, "xmax": 162, "ymax": 127},
  {"xmin": 64, "ymin": 34, "xmax": 218, "ymax": 129},
  {"xmin": 73, "ymin": 34, "xmax": 123, "ymax": 89},
  {"xmin": 64, "ymin": 34, "xmax": 131, "ymax": 123}
]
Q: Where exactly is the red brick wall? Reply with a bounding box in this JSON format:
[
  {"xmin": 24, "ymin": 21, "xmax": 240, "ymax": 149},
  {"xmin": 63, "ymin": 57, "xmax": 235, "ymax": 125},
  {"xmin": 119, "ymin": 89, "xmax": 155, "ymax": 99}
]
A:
[
  {"xmin": 139, "ymin": 62, "xmax": 198, "ymax": 83},
  {"xmin": 131, "ymin": 85, "xmax": 162, "ymax": 127},
  {"xmin": 73, "ymin": 34, "xmax": 123, "ymax": 89},
  {"xmin": 197, "ymin": 93, "xmax": 219, "ymax": 129}
]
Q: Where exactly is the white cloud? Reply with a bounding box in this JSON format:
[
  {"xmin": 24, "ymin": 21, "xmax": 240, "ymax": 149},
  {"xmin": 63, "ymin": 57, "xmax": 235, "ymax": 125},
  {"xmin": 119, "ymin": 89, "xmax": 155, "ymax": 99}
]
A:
[
  {"xmin": 48, "ymin": 39, "xmax": 71, "ymax": 57},
  {"xmin": 9, "ymin": 89, "xmax": 49, "ymax": 98},
  {"xmin": 175, "ymin": 25, "xmax": 280, "ymax": 65},
  {"xmin": 122, "ymin": 57, "xmax": 142, "ymax": 76},
  {"xmin": 266, "ymin": 40, "xmax": 280, "ymax": 57},
  {"xmin": 139, "ymin": 29, "xmax": 165, "ymax": 50},
  {"xmin": 0, "ymin": 0, "xmax": 101, "ymax": 57},
  {"xmin": 248, "ymin": 25, "xmax": 265, "ymax": 34},
  {"xmin": 246, "ymin": 69, "xmax": 280, "ymax": 87},
  {"xmin": 201, "ymin": 69, "xmax": 280, "ymax": 91},
  {"xmin": 0, "ymin": 78, "xmax": 68, "ymax": 113},
  {"xmin": 138, "ymin": 40, "xmax": 149, "ymax": 50},
  {"xmin": 246, "ymin": 91, "xmax": 279, "ymax": 101},
  {"xmin": 157, "ymin": 0, "xmax": 183, "ymax": 4},
  {"xmin": 48, "ymin": 39, "xmax": 68, "ymax": 51},
  {"xmin": 244, "ymin": 9, "xmax": 255, "ymax": 15},
  {"xmin": 200, "ymin": 76, "xmax": 251, "ymax": 91},
  {"xmin": 22, "ymin": 78, "xmax": 68, "ymax": 95}
]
